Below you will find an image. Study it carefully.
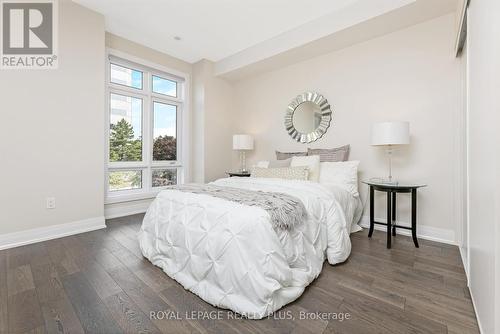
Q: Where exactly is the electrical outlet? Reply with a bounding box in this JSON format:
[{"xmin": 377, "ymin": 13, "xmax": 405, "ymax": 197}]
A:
[{"xmin": 46, "ymin": 197, "xmax": 56, "ymax": 209}]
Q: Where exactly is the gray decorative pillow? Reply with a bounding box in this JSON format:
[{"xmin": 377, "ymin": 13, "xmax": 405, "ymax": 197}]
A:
[
  {"xmin": 268, "ymin": 158, "xmax": 291, "ymax": 168},
  {"xmin": 307, "ymin": 145, "xmax": 350, "ymax": 162},
  {"xmin": 275, "ymin": 151, "xmax": 307, "ymax": 160}
]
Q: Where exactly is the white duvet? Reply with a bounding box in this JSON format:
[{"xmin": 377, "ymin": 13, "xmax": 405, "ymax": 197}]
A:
[{"xmin": 139, "ymin": 177, "xmax": 362, "ymax": 319}]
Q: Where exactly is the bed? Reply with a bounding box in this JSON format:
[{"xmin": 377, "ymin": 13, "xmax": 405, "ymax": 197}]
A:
[{"xmin": 139, "ymin": 169, "xmax": 362, "ymax": 319}]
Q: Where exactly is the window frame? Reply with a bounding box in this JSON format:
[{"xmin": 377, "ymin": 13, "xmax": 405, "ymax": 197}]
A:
[{"xmin": 105, "ymin": 49, "xmax": 190, "ymax": 203}]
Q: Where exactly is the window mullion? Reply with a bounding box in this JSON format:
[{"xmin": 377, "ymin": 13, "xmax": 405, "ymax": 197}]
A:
[{"xmin": 143, "ymin": 70, "xmax": 153, "ymax": 192}]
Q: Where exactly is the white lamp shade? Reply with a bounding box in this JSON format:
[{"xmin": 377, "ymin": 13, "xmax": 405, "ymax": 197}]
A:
[
  {"xmin": 233, "ymin": 134, "xmax": 254, "ymax": 150},
  {"xmin": 371, "ymin": 122, "xmax": 410, "ymax": 146}
]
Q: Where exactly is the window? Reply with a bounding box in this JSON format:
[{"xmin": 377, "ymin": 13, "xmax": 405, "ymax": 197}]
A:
[
  {"xmin": 109, "ymin": 170, "xmax": 143, "ymax": 192},
  {"xmin": 153, "ymin": 102, "xmax": 177, "ymax": 161},
  {"xmin": 152, "ymin": 168, "xmax": 177, "ymax": 187},
  {"xmin": 152, "ymin": 75, "xmax": 177, "ymax": 97},
  {"xmin": 110, "ymin": 63, "xmax": 143, "ymax": 89},
  {"xmin": 106, "ymin": 55, "xmax": 185, "ymax": 200},
  {"xmin": 109, "ymin": 93, "xmax": 142, "ymax": 162}
]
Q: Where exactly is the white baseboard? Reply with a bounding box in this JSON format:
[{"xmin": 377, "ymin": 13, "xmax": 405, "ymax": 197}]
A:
[
  {"xmin": 0, "ymin": 216, "xmax": 106, "ymax": 250},
  {"xmin": 105, "ymin": 200, "xmax": 151, "ymax": 219},
  {"xmin": 459, "ymin": 246, "xmax": 469, "ymax": 283},
  {"xmin": 469, "ymin": 288, "xmax": 484, "ymax": 334},
  {"xmin": 359, "ymin": 216, "xmax": 457, "ymax": 245}
]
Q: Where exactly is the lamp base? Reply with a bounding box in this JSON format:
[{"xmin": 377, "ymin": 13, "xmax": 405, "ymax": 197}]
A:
[
  {"xmin": 239, "ymin": 151, "xmax": 248, "ymax": 173},
  {"xmin": 369, "ymin": 177, "xmax": 399, "ymax": 185}
]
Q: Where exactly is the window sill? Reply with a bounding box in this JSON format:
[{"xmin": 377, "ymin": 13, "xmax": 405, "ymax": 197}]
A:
[{"xmin": 105, "ymin": 191, "xmax": 161, "ymax": 205}]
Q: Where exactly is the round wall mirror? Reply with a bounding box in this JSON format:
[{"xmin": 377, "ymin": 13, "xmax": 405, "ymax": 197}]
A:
[
  {"xmin": 292, "ymin": 101, "xmax": 322, "ymax": 134},
  {"xmin": 284, "ymin": 92, "xmax": 332, "ymax": 143}
]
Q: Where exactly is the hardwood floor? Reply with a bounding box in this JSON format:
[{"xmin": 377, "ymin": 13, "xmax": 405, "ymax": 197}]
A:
[{"xmin": 0, "ymin": 214, "xmax": 479, "ymax": 334}]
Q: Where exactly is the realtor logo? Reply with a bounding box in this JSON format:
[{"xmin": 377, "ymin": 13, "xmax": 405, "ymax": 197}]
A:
[{"xmin": 1, "ymin": 0, "xmax": 58, "ymax": 69}]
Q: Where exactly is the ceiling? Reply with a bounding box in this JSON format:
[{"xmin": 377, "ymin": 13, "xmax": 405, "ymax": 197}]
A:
[
  {"xmin": 74, "ymin": 0, "xmax": 359, "ymax": 62},
  {"xmin": 74, "ymin": 0, "xmax": 458, "ymax": 75}
]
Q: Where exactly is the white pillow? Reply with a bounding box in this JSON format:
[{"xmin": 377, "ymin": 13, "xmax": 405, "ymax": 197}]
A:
[
  {"xmin": 290, "ymin": 155, "xmax": 320, "ymax": 182},
  {"xmin": 319, "ymin": 161, "xmax": 360, "ymax": 196}
]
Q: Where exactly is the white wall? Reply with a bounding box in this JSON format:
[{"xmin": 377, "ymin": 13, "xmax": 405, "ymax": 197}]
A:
[
  {"xmin": 105, "ymin": 33, "xmax": 192, "ymax": 75},
  {"xmin": 0, "ymin": 1, "xmax": 105, "ymax": 236},
  {"xmin": 192, "ymin": 60, "xmax": 235, "ymax": 183},
  {"xmin": 231, "ymin": 14, "xmax": 461, "ymax": 243},
  {"xmin": 466, "ymin": 0, "xmax": 500, "ymax": 332},
  {"xmin": 458, "ymin": 40, "xmax": 468, "ymax": 271}
]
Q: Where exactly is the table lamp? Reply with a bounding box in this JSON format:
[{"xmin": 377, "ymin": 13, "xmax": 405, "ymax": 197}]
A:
[
  {"xmin": 233, "ymin": 134, "xmax": 254, "ymax": 173},
  {"xmin": 371, "ymin": 122, "xmax": 410, "ymax": 184}
]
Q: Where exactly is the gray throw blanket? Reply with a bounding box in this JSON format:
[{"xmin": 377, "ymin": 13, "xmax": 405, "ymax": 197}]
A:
[{"xmin": 167, "ymin": 184, "xmax": 307, "ymax": 230}]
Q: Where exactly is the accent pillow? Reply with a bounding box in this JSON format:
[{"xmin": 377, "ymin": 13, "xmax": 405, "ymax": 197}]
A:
[
  {"xmin": 307, "ymin": 145, "xmax": 350, "ymax": 162},
  {"xmin": 251, "ymin": 166, "xmax": 309, "ymax": 180},
  {"xmin": 269, "ymin": 158, "xmax": 292, "ymax": 168},
  {"xmin": 275, "ymin": 150, "xmax": 307, "ymax": 160},
  {"xmin": 290, "ymin": 155, "xmax": 321, "ymax": 182},
  {"xmin": 255, "ymin": 161, "xmax": 270, "ymax": 168},
  {"xmin": 319, "ymin": 160, "xmax": 360, "ymax": 197}
]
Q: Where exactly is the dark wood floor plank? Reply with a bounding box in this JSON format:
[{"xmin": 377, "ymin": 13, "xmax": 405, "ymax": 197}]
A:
[
  {"xmin": 108, "ymin": 266, "xmax": 199, "ymax": 334},
  {"xmin": 40, "ymin": 295, "xmax": 85, "ymax": 334},
  {"xmin": 60, "ymin": 235, "xmax": 96, "ymax": 269},
  {"xmin": 336, "ymin": 278, "xmax": 406, "ymax": 310},
  {"xmin": 104, "ymin": 291, "xmax": 162, "ymax": 334},
  {"xmin": 45, "ymin": 239, "xmax": 80, "ymax": 277},
  {"xmin": 405, "ymin": 295, "xmax": 479, "ymax": 332},
  {"xmin": 61, "ymin": 273, "xmax": 122, "ymax": 334},
  {"xmin": 0, "ymin": 251, "xmax": 8, "ymax": 334},
  {"xmin": 7, "ymin": 264, "xmax": 35, "ymax": 297},
  {"xmin": 322, "ymin": 302, "xmax": 390, "ymax": 334},
  {"xmin": 447, "ymin": 322, "xmax": 481, "ymax": 334},
  {"xmin": 92, "ymin": 247, "xmax": 124, "ymax": 271},
  {"xmin": 23, "ymin": 325, "xmax": 46, "ymax": 334},
  {"xmin": 413, "ymin": 260, "xmax": 468, "ymax": 282},
  {"xmin": 108, "ymin": 241, "xmax": 146, "ymax": 268},
  {"xmin": 31, "ymin": 260, "xmax": 85, "ymax": 334},
  {"xmin": 31, "ymin": 262, "xmax": 65, "ymax": 303},
  {"xmin": 372, "ymin": 276, "xmax": 473, "ymax": 312},
  {"xmin": 60, "ymin": 236, "xmax": 124, "ymax": 302},
  {"xmin": 287, "ymin": 305, "xmax": 328, "ymax": 334},
  {"xmin": 27, "ymin": 243, "xmax": 52, "ymax": 268},
  {"xmin": 82, "ymin": 260, "xmax": 123, "ymax": 300},
  {"xmin": 159, "ymin": 284, "xmax": 238, "ymax": 334},
  {"xmin": 291, "ymin": 285, "xmax": 343, "ymax": 313},
  {"xmin": 132, "ymin": 264, "xmax": 175, "ymax": 293},
  {"xmin": 345, "ymin": 251, "xmax": 468, "ymax": 299},
  {"xmin": 109, "ymin": 227, "xmax": 144, "ymax": 257},
  {"xmin": 75, "ymin": 230, "xmax": 109, "ymax": 254},
  {"xmin": 329, "ymin": 282, "xmax": 447, "ymax": 334},
  {"xmin": 8, "ymin": 289, "xmax": 45, "ymax": 333},
  {"xmin": 6, "ymin": 245, "xmax": 33, "ymax": 269}
]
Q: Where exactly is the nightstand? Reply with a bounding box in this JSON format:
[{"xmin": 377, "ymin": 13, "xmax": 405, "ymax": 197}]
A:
[
  {"xmin": 363, "ymin": 180, "xmax": 426, "ymax": 249},
  {"xmin": 226, "ymin": 171, "xmax": 251, "ymax": 177}
]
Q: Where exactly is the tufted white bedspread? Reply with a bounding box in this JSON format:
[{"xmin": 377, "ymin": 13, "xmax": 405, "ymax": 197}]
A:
[{"xmin": 138, "ymin": 177, "xmax": 359, "ymax": 319}]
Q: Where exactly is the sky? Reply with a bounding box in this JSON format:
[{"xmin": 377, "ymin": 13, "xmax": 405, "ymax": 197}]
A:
[
  {"xmin": 127, "ymin": 100, "xmax": 176, "ymax": 139},
  {"xmin": 154, "ymin": 102, "xmax": 176, "ymax": 138}
]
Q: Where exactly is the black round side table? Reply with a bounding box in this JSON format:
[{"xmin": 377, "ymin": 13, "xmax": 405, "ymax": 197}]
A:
[
  {"xmin": 226, "ymin": 171, "xmax": 251, "ymax": 177},
  {"xmin": 363, "ymin": 180, "xmax": 427, "ymax": 249}
]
